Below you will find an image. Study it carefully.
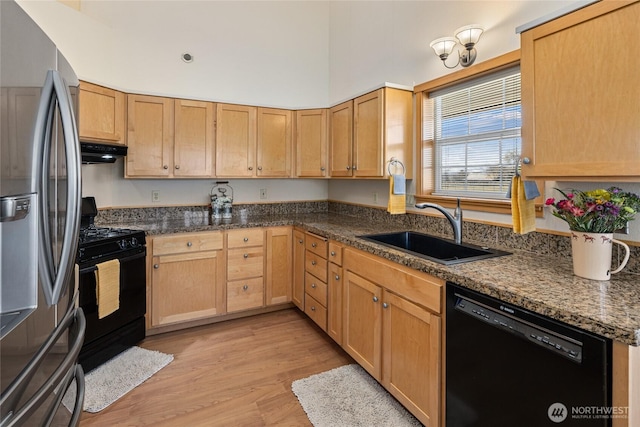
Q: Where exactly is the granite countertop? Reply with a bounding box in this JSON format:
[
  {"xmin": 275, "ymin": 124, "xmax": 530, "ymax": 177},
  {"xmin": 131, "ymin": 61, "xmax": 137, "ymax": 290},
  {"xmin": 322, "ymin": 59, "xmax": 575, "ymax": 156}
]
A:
[{"xmin": 105, "ymin": 212, "xmax": 640, "ymax": 346}]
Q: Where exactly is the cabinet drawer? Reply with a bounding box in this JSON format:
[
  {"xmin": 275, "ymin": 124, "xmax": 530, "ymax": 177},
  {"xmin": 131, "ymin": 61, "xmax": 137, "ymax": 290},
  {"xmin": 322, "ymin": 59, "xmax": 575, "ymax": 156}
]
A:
[
  {"xmin": 227, "ymin": 277, "xmax": 264, "ymax": 312},
  {"xmin": 305, "ymin": 251, "xmax": 327, "ymax": 283},
  {"xmin": 305, "ymin": 233, "xmax": 327, "ymax": 258},
  {"xmin": 153, "ymin": 232, "xmax": 223, "ymax": 256},
  {"xmin": 304, "ymin": 294, "xmax": 327, "ymax": 331},
  {"xmin": 328, "ymin": 241, "xmax": 343, "ymax": 266},
  {"xmin": 305, "ymin": 272, "xmax": 327, "ymax": 307},
  {"xmin": 227, "ymin": 228, "xmax": 264, "ymax": 248},
  {"xmin": 227, "ymin": 247, "xmax": 264, "ymax": 281}
]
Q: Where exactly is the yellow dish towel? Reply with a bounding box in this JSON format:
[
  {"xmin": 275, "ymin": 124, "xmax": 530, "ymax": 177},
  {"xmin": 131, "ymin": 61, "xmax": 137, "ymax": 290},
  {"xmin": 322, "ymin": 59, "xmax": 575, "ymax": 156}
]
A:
[
  {"xmin": 387, "ymin": 175, "xmax": 406, "ymax": 215},
  {"xmin": 511, "ymin": 175, "xmax": 536, "ymax": 234},
  {"xmin": 95, "ymin": 259, "xmax": 120, "ymax": 319}
]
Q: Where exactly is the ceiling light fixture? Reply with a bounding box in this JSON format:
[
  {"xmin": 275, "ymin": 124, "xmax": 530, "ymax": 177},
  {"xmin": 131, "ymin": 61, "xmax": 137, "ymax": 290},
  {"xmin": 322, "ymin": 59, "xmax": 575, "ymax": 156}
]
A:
[{"xmin": 429, "ymin": 24, "xmax": 484, "ymax": 69}]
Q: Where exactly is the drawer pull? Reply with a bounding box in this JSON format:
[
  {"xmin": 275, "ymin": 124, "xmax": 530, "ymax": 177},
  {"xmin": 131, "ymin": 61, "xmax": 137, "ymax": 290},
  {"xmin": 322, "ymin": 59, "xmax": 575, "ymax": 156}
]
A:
[
  {"xmin": 163, "ymin": 165, "xmax": 168, "ymax": 170},
  {"xmin": 330, "ymin": 251, "xmax": 336, "ymax": 256},
  {"xmin": 187, "ymin": 241, "xmax": 192, "ymax": 247},
  {"xmin": 311, "ymin": 283, "xmax": 316, "ymax": 289},
  {"xmin": 383, "ymin": 303, "xmax": 389, "ymax": 309},
  {"xmin": 311, "ymin": 260, "xmax": 316, "ymax": 266},
  {"xmin": 243, "ymin": 237, "xmax": 249, "ymax": 242},
  {"xmin": 298, "ymin": 239, "xmax": 303, "ymax": 244},
  {"xmin": 243, "ymin": 284, "xmax": 249, "ymax": 291},
  {"xmin": 334, "ymin": 275, "xmax": 340, "ymax": 280},
  {"xmin": 311, "ymin": 306, "xmax": 316, "ymax": 312},
  {"xmin": 153, "ymin": 264, "xmax": 159, "ymax": 269},
  {"xmin": 311, "ymin": 242, "xmax": 317, "ymax": 248},
  {"xmin": 175, "ymin": 165, "xmax": 180, "ymax": 169},
  {"xmin": 373, "ymin": 296, "xmax": 379, "ymax": 303},
  {"xmin": 243, "ymin": 253, "xmax": 249, "ymax": 259}
]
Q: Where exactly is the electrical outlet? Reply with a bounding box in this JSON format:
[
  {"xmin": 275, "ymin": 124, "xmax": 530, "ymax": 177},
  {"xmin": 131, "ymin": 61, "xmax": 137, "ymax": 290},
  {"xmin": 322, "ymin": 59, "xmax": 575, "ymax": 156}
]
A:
[
  {"xmin": 152, "ymin": 190, "xmax": 160, "ymax": 203},
  {"xmin": 260, "ymin": 188, "xmax": 267, "ymax": 199},
  {"xmin": 372, "ymin": 192, "xmax": 378, "ymax": 203}
]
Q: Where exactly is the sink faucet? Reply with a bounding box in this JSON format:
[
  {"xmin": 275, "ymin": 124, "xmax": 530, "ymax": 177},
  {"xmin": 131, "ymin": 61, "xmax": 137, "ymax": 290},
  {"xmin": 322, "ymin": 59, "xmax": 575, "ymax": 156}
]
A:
[{"xmin": 415, "ymin": 199, "xmax": 463, "ymax": 244}]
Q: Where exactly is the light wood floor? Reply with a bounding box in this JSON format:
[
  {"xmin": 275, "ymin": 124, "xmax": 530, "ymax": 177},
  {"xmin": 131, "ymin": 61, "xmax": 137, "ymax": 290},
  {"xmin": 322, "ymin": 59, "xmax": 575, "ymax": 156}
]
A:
[{"xmin": 79, "ymin": 309, "xmax": 353, "ymax": 427}]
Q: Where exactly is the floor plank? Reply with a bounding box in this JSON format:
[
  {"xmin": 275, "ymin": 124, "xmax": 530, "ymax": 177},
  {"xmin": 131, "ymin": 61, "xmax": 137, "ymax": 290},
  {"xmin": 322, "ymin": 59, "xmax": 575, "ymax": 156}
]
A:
[{"xmin": 79, "ymin": 308, "xmax": 353, "ymax": 426}]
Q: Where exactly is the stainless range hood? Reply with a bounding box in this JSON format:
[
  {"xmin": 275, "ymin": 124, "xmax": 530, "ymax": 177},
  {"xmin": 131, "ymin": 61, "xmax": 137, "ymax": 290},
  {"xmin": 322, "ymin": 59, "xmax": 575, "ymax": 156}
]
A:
[{"xmin": 80, "ymin": 142, "xmax": 127, "ymax": 164}]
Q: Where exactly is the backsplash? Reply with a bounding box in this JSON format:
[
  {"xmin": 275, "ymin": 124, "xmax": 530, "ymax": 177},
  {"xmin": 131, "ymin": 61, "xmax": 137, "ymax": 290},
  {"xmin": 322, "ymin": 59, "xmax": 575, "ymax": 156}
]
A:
[{"xmin": 95, "ymin": 200, "xmax": 639, "ymax": 276}]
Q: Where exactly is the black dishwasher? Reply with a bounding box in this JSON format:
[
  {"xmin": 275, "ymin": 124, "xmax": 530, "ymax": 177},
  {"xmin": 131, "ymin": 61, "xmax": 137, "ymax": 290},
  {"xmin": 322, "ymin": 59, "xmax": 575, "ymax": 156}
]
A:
[{"xmin": 446, "ymin": 283, "xmax": 612, "ymax": 427}]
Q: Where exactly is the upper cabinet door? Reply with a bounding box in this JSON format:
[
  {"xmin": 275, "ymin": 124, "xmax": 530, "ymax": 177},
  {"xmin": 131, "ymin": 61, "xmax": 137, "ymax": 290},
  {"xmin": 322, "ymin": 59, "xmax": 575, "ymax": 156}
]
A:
[
  {"xmin": 353, "ymin": 90, "xmax": 384, "ymax": 177},
  {"xmin": 174, "ymin": 99, "xmax": 215, "ymax": 177},
  {"xmin": 126, "ymin": 94, "xmax": 174, "ymax": 177},
  {"xmin": 257, "ymin": 107, "xmax": 292, "ymax": 177},
  {"xmin": 520, "ymin": 0, "xmax": 640, "ymax": 179},
  {"xmin": 79, "ymin": 81, "xmax": 125, "ymax": 144},
  {"xmin": 216, "ymin": 103, "xmax": 257, "ymax": 177},
  {"xmin": 329, "ymin": 101, "xmax": 353, "ymax": 177},
  {"xmin": 295, "ymin": 109, "xmax": 328, "ymax": 177}
]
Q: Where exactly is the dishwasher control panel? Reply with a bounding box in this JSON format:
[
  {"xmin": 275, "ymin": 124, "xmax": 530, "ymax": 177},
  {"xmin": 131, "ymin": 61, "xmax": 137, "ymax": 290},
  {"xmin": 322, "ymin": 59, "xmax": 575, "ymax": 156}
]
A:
[{"xmin": 455, "ymin": 296, "xmax": 583, "ymax": 363}]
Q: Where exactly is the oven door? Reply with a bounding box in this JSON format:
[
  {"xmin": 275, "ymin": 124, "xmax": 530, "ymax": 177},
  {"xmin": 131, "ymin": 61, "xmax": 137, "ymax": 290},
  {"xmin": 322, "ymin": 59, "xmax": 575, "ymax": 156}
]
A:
[{"xmin": 78, "ymin": 247, "xmax": 146, "ymax": 346}]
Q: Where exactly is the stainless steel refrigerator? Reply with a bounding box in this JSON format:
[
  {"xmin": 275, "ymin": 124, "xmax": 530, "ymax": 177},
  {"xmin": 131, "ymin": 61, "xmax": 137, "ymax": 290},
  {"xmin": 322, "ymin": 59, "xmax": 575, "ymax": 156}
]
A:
[{"xmin": 1, "ymin": 1, "xmax": 86, "ymax": 425}]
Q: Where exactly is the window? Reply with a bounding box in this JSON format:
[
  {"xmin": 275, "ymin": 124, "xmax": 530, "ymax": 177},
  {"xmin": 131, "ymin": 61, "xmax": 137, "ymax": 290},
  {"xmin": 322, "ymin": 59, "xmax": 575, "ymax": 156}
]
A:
[{"xmin": 427, "ymin": 67, "xmax": 521, "ymax": 199}]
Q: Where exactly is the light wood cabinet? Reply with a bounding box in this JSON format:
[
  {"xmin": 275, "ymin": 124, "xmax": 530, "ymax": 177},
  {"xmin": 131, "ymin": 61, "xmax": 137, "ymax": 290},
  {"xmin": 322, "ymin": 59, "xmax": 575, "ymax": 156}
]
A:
[
  {"xmin": 292, "ymin": 228, "xmax": 306, "ymax": 309},
  {"xmin": 343, "ymin": 247, "xmax": 443, "ymax": 427},
  {"xmin": 216, "ymin": 104, "xmax": 292, "ymax": 177},
  {"xmin": 265, "ymin": 226, "xmax": 293, "ymax": 305},
  {"xmin": 150, "ymin": 232, "xmax": 225, "ymax": 327},
  {"xmin": 79, "ymin": 81, "xmax": 125, "ymax": 144},
  {"xmin": 329, "ymin": 101, "xmax": 353, "ymax": 177},
  {"xmin": 126, "ymin": 95, "xmax": 215, "ymax": 178},
  {"xmin": 327, "ymin": 241, "xmax": 344, "ymax": 345},
  {"xmin": 226, "ymin": 228, "xmax": 265, "ymax": 312},
  {"xmin": 520, "ymin": 0, "xmax": 640, "ymax": 179},
  {"xmin": 257, "ymin": 108, "xmax": 293, "ymax": 177},
  {"xmin": 303, "ymin": 232, "xmax": 329, "ymax": 330},
  {"xmin": 329, "ymin": 87, "xmax": 413, "ymax": 178},
  {"xmin": 295, "ymin": 109, "xmax": 328, "ymax": 177}
]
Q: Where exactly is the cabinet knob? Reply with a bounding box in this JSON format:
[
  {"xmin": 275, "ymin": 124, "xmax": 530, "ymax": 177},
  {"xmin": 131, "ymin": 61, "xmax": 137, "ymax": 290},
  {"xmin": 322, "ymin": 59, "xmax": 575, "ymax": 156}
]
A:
[
  {"xmin": 311, "ymin": 306, "xmax": 316, "ymax": 312},
  {"xmin": 320, "ymin": 167, "xmax": 325, "ymax": 171},
  {"xmin": 522, "ymin": 157, "xmax": 531, "ymax": 165},
  {"xmin": 153, "ymin": 264, "xmax": 159, "ymax": 269},
  {"xmin": 244, "ymin": 253, "xmax": 249, "ymax": 259},
  {"xmin": 298, "ymin": 239, "xmax": 303, "ymax": 244},
  {"xmin": 373, "ymin": 296, "xmax": 379, "ymax": 302},
  {"xmin": 243, "ymin": 284, "xmax": 249, "ymax": 291},
  {"xmin": 330, "ymin": 251, "xmax": 336, "ymax": 256},
  {"xmin": 311, "ymin": 243, "xmax": 317, "ymax": 248},
  {"xmin": 335, "ymin": 275, "xmax": 340, "ymax": 280},
  {"xmin": 175, "ymin": 165, "xmax": 180, "ymax": 169},
  {"xmin": 353, "ymin": 165, "xmax": 357, "ymax": 170},
  {"xmin": 346, "ymin": 166, "xmax": 350, "ymax": 170},
  {"xmin": 243, "ymin": 237, "xmax": 249, "ymax": 242},
  {"xmin": 311, "ymin": 283, "xmax": 316, "ymax": 289},
  {"xmin": 257, "ymin": 166, "xmax": 262, "ymax": 171},
  {"xmin": 187, "ymin": 241, "xmax": 192, "ymax": 247},
  {"xmin": 163, "ymin": 165, "xmax": 168, "ymax": 170},
  {"xmin": 383, "ymin": 302, "xmax": 389, "ymax": 309},
  {"xmin": 248, "ymin": 166, "xmax": 253, "ymax": 171},
  {"xmin": 311, "ymin": 260, "xmax": 316, "ymax": 266}
]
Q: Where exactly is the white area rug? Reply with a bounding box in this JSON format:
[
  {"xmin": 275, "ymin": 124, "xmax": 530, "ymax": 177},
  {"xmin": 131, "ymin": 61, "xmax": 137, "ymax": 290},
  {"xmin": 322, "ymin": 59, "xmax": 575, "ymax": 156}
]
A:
[
  {"xmin": 63, "ymin": 346, "xmax": 173, "ymax": 413},
  {"xmin": 292, "ymin": 364, "xmax": 423, "ymax": 427}
]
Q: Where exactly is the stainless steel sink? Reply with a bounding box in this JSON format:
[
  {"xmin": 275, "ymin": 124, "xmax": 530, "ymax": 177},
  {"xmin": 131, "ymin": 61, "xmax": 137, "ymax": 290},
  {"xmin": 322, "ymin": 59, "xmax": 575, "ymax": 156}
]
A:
[{"xmin": 358, "ymin": 231, "xmax": 510, "ymax": 265}]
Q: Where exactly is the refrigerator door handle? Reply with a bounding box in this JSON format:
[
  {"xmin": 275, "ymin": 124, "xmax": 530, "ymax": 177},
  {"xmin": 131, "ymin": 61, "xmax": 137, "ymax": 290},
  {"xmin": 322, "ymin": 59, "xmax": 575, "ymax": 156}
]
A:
[
  {"xmin": 33, "ymin": 70, "xmax": 81, "ymax": 306},
  {"xmin": 0, "ymin": 307, "xmax": 86, "ymax": 427}
]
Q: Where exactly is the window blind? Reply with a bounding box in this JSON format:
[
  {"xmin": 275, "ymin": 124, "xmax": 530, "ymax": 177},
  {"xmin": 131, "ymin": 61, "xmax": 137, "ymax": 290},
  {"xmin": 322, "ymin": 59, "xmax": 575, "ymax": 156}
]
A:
[{"xmin": 428, "ymin": 67, "xmax": 521, "ymax": 199}]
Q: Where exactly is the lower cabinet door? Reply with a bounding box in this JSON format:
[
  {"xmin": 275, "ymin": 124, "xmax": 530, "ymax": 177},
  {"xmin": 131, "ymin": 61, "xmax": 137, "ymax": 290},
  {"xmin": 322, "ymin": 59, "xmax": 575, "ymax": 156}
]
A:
[
  {"xmin": 227, "ymin": 277, "xmax": 264, "ymax": 312},
  {"xmin": 343, "ymin": 271, "xmax": 382, "ymax": 379},
  {"xmin": 382, "ymin": 291, "xmax": 441, "ymax": 427},
  {"xmin": 151, "ymin": 251, "xmax": 224, "ymax": 326}
]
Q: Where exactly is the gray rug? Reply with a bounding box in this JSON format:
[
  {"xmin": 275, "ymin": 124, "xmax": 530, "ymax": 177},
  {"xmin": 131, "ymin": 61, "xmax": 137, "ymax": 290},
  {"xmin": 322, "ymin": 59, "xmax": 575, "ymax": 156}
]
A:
[
  {"xmin": 63, "ymin": 346, "xmax": 173, "ymax": 413},
  {"xmin": 292, "ymin": 364, "xmax": 423, "ymax": 427}
]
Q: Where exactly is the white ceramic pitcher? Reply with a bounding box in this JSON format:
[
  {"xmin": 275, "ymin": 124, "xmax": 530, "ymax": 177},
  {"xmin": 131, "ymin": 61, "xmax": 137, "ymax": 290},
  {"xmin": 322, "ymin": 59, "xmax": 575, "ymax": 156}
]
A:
[{"xmin": 570, "ymin": 231, "xmax": 630, "ymax": 281}]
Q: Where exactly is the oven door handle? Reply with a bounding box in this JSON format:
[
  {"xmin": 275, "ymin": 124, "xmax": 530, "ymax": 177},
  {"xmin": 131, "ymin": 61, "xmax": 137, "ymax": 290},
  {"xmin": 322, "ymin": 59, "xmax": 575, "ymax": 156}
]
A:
[{"xmin": 79, "ymin": 249, "xmax": 146, "ymax": 274}]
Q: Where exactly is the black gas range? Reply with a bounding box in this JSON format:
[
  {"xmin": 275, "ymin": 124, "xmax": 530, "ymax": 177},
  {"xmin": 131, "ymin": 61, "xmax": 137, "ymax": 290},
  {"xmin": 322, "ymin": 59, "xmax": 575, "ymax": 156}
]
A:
[{"xmin": 77, "ymin": 197, "xmax": 147, "ymax": 372}]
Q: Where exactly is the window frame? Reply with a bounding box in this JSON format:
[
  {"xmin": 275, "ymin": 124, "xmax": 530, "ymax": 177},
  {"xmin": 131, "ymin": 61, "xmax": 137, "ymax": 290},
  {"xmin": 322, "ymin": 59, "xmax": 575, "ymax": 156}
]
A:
[{"xmin": 414, "ymin": 50, "xmax": 543, "ymax": 216}]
